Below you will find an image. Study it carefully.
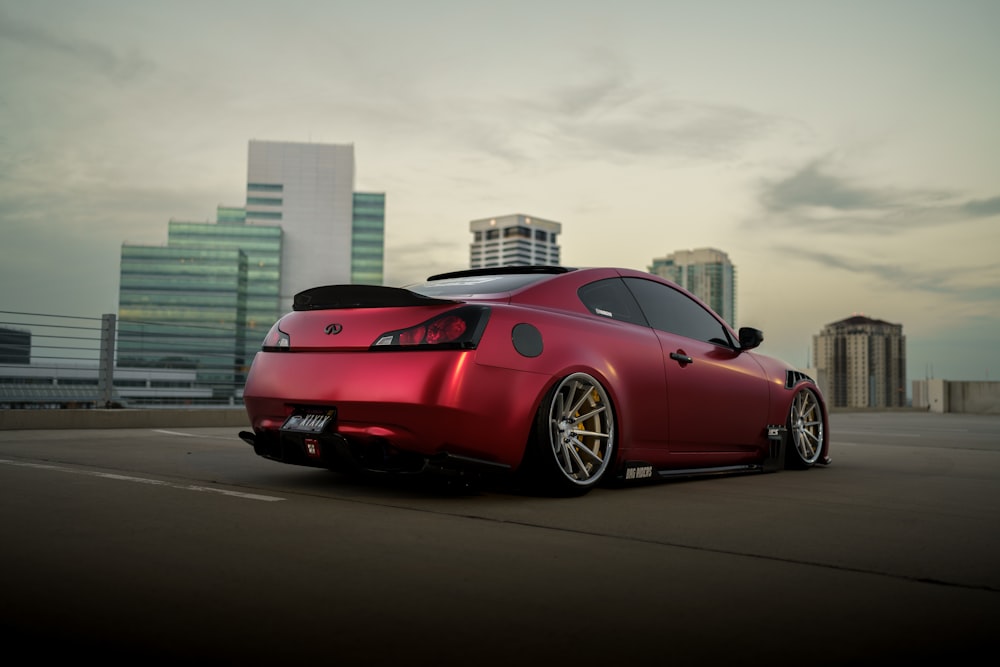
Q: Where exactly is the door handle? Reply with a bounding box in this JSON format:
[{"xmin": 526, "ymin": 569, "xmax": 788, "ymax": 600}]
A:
[{"xmin": 670, "ymin": 351, "xmax": 693, "ymax": 365}]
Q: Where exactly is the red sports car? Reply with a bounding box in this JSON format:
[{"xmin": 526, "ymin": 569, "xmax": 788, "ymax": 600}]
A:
[{"xmin": 240, "ymin": 266, "xmax": 830, "ymax": 493}]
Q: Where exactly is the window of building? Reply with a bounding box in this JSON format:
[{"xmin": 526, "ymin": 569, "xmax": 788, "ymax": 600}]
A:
[{"xmin": 503, "ymin": 226, "xmax": 532, "ymax": 239}]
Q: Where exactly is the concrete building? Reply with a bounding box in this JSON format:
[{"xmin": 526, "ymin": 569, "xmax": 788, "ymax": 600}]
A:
[
  {"xmin": 813, "ymin": 315, "xmax": 907, "ymax": 408},
  {"xmin": 0, "ymin": 362, "xmax": 208, "ymax": 409},
  {"xmin": 912, "ymin": 379, "xmax": 1000, "ymax": 414},
  {"xmin": 648, "ymin": 248, "xmax": 736, "ymax": 325},
  {"xmin": 247, "ymin": 140, "xmax": 385, "ymax": 312},
  {"xmin": 469, "ymin": 214, "xmax": 561, "ymax": 269}
]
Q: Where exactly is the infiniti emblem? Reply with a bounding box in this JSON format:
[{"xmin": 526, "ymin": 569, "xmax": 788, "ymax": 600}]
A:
[{"xmin": 324, "ymin": 323, "xmax": 343, "ymax": 335}]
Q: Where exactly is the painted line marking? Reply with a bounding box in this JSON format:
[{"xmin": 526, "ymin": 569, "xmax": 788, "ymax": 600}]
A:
[
  {"xmin": 834, "ymin": 430, "xmax": 922, "ymax": 438},
  {"xmin": 0, "ymin": 459, "xmax": 284, "ymax": 502},
  {"xmin": 152, "ymin": 429, "xmax": 235, "ymax": 441}
]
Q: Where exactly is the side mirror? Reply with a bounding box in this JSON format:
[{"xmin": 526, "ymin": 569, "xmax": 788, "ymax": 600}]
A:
[{"xmin": 738, "ymin": 327, "xmax": 764, "ymax": 351}]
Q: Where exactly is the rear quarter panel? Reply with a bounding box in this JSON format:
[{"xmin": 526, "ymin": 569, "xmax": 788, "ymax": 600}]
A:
[{"xmin": 473, "ymin": 301, "xmax": 670, "ymax": 458}]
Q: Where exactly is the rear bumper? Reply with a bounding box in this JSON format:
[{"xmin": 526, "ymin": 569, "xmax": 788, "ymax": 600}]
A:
[
  {"xmin": 239, "ymin": 429, "xmax": 512, "ymax": 475},
  {"xmin": 242, "ymin": 349, "xmax": 550, "ymax": 469}
]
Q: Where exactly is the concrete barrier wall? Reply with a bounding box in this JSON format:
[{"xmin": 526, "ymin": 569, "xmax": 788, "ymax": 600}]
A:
[
  {"xmin": 0, "ymin": 408, "xmax": 251, "ymax": 431},
  {"xmin": 948, "ymin": 382, "xmax": 1000, "ymax": 415},
  {"xmin": 913, "ymin": 380, "xmax": 1000, "ymax": 414}
]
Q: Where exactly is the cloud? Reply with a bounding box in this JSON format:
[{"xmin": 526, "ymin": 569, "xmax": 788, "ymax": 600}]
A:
[
  {"xmin": 548, "ymin": 71, "xmax": 638, "ymax": 118},
  {"xmin": 756, "ymin": 159, "xmax": 1000, "ymax": 233},
  {"xmin": 763, "ymin": 160, "xmax": 898, "ymax": 211},
  {"xmin": 962, "ymin": 195, "xmax": 1000, "ymax": 218},
  {"xmin": 558, "ymin": 98, "xmax": 779, "ymax": 163},
  {"xmin": 774, "ymin": 246, "xmax": 1000, "ymax": 303},
  {"xmin": 0, "ymin": 10, "xmax": 155, "ymax": 83},
  {"xmin": 445, "ymin": 89, "xmax": 784, "ymax": 170},
  {"xmin": 384, "ymin": 237, "xmax": 467, "ymax": 285}
]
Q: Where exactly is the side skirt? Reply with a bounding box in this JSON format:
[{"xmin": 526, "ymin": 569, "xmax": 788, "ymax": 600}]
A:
[
  {"xmin": 619, "ymin": 425, "xmax": 789, "ymax": 483},
  {"xmin": 655, "ymin": 464, "xmax": 761, "ymax": 479},
  {"xmin": 619, "ymin": 460, "xmax": 767, "ymax": 483}
]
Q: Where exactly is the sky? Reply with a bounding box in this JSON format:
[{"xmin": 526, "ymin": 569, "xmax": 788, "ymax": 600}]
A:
[{"xmin": 1, "ymin": 0, "xmax": 998, "ymax": 383}]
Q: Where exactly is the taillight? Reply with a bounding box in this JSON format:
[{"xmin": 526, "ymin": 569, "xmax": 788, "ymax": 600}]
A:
[
  {"xmin": 261, "ymin": 321, "xmax": 291, "ymax": 351},
  {"xmin": 372, "ymin": 306, "xmax": 490, "ymax": 349}
]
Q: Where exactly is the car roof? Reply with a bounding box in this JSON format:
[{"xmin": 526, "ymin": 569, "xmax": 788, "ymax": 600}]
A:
[
  {"xmin": 406, "ymin": 266, "xmax": 573, "ymax": 299},
  {"xmin": 405, "ymin": 266, "xmax": 738, "ymax": 338},
  {"xmin": 407, "ymin": 266, "xmax": 671, "ymax": 301}
]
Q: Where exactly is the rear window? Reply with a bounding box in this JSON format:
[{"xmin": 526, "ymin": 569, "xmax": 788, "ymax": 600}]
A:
[
  {"xmin": 577, "ymin": 278, "xmax": 647, "ymax": 326},
  {"xmin": 407, "ymin": 273, "xmax": 554, "ymax": 298}
]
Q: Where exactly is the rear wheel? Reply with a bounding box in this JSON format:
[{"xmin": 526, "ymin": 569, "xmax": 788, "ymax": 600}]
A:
[
  {"xmin": 532, "ymin": 372, "xmax": 616, "ymax": 494},
  {"xmin": 786, "ymin": 387, "xmax": 824, "ymax": 469}
]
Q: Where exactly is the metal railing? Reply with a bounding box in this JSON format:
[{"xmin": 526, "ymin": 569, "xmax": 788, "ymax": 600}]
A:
[{"xmin": 1, "ymin": 311, "xmax": 249, "ymax": 408}]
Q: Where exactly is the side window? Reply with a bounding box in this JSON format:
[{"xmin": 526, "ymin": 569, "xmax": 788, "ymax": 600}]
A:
[
  {"xmin": 577, "ymin": 279, "xmax": 648, "ymax": 326},
  {"xmin": 623, "ymin": 278, "xmax": 734, "ymax": 346}
]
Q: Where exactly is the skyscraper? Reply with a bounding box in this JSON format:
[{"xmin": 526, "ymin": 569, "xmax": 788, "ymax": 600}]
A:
[
  {"xmin": 813, "ymin": 315, "xmax": 907, "ymax": 408},
  {"xmin": 246, "ymin": 140, "xmax": 385, "ymax": 312},
  {"xmin": 351, "ymin": 192, "xmax": 386, "ymax": 285},
  {"xmin": 166, "ymin": 216, "xmax": 282, "ymax": 361},
  {"xmin": 117, "ymin": 242, "xmax": 249, "ymax": 399},
  {"xmin": 648, "ymin": 248, "xmax": 736, "ymax": 325},
  {"xmin": 469, "ymin": 214, "xmax": 561, "ymax": 269},
  {"xmin": 118, "ymin": 209, "xmax": 282, "ymax": 398},
  {"xmin": 117, "ymin": 140, "xmax": 384, "ymax": 402}
]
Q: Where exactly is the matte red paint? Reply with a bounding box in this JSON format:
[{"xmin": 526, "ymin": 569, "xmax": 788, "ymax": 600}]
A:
[{"xmin": 242, "ymin": 267, "xmax": 830, "ymax": 475}]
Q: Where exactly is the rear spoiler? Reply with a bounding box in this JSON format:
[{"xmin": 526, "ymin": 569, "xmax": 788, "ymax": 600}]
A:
[
  {"xmin": 427, "ymin": 265, "xmax": 574, "ymax": 280},
  {"xmin": 293, "ymin": 285, "xmax": 458, "ymax": 311}
]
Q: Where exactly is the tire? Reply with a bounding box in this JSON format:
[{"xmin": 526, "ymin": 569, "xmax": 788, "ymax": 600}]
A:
[
  {"xmin": 530, "ymin": 372, "xmax": 616, "ymax": 494},
  {"xmin": 786, "ymin": 387, "xmax": 824, "ymax": 469}
]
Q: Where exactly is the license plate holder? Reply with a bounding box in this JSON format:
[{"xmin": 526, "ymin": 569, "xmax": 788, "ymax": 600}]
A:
[{"xmin": 280, "ymin": 407, "xmax": 337, "ymax": 434}]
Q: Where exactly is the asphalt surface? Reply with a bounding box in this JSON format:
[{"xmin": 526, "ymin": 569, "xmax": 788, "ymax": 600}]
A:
[{"xmin": 0, "ymin": 411, "xmax": 997, "ymax": 665}]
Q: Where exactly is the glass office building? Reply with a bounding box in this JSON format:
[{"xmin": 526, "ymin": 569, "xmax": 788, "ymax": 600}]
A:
[
  {"xmin": 352, "ymin": 192, "xmax": 386, "ymax": 284},
  {"xmin": 649, "ymin": 248, "xmax": 736, "ymax": 326},
  {"xmin": 117, "ymin": 206, "xmax": 282, "ymax": 401},
  {"xmin": 117, "ymin": 245, "xmax": 249, "ymax": 401},
  {"xmin": 116, "ymin": 141, "xmax": 384, "ymax": 403},
  {"xmin": 167, "ymin": 215, "xmax": 282, "ymax": 359}
]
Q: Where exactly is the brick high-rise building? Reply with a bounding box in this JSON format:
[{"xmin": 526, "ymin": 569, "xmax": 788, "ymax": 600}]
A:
[{"xmin": 813, "ymin": 315, "xmax": 906, "ymax": 408}]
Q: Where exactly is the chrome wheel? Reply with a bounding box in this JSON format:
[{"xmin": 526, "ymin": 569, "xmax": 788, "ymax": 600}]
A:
[
  {"xmin": 788, "ymin": 388, "xmax": 823, "ymax": 468},
  {"xmin": 544, "ymin": 373, "xmax": 615, "ymax": 489}
]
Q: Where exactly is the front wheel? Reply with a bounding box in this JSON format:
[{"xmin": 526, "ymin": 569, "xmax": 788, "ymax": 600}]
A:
[
  {"xmin": 786, "ymin": 387, "xmax": 824, "ymax": 469},
  {"xmin": 530, "ymin": 372, "xmax": 616, "ymax": 494}
]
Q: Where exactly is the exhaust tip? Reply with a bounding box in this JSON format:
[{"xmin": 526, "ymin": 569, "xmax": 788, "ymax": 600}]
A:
[{"xmin": 238, "ymin": 431, "xmax": 256, "ymax": 447}]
